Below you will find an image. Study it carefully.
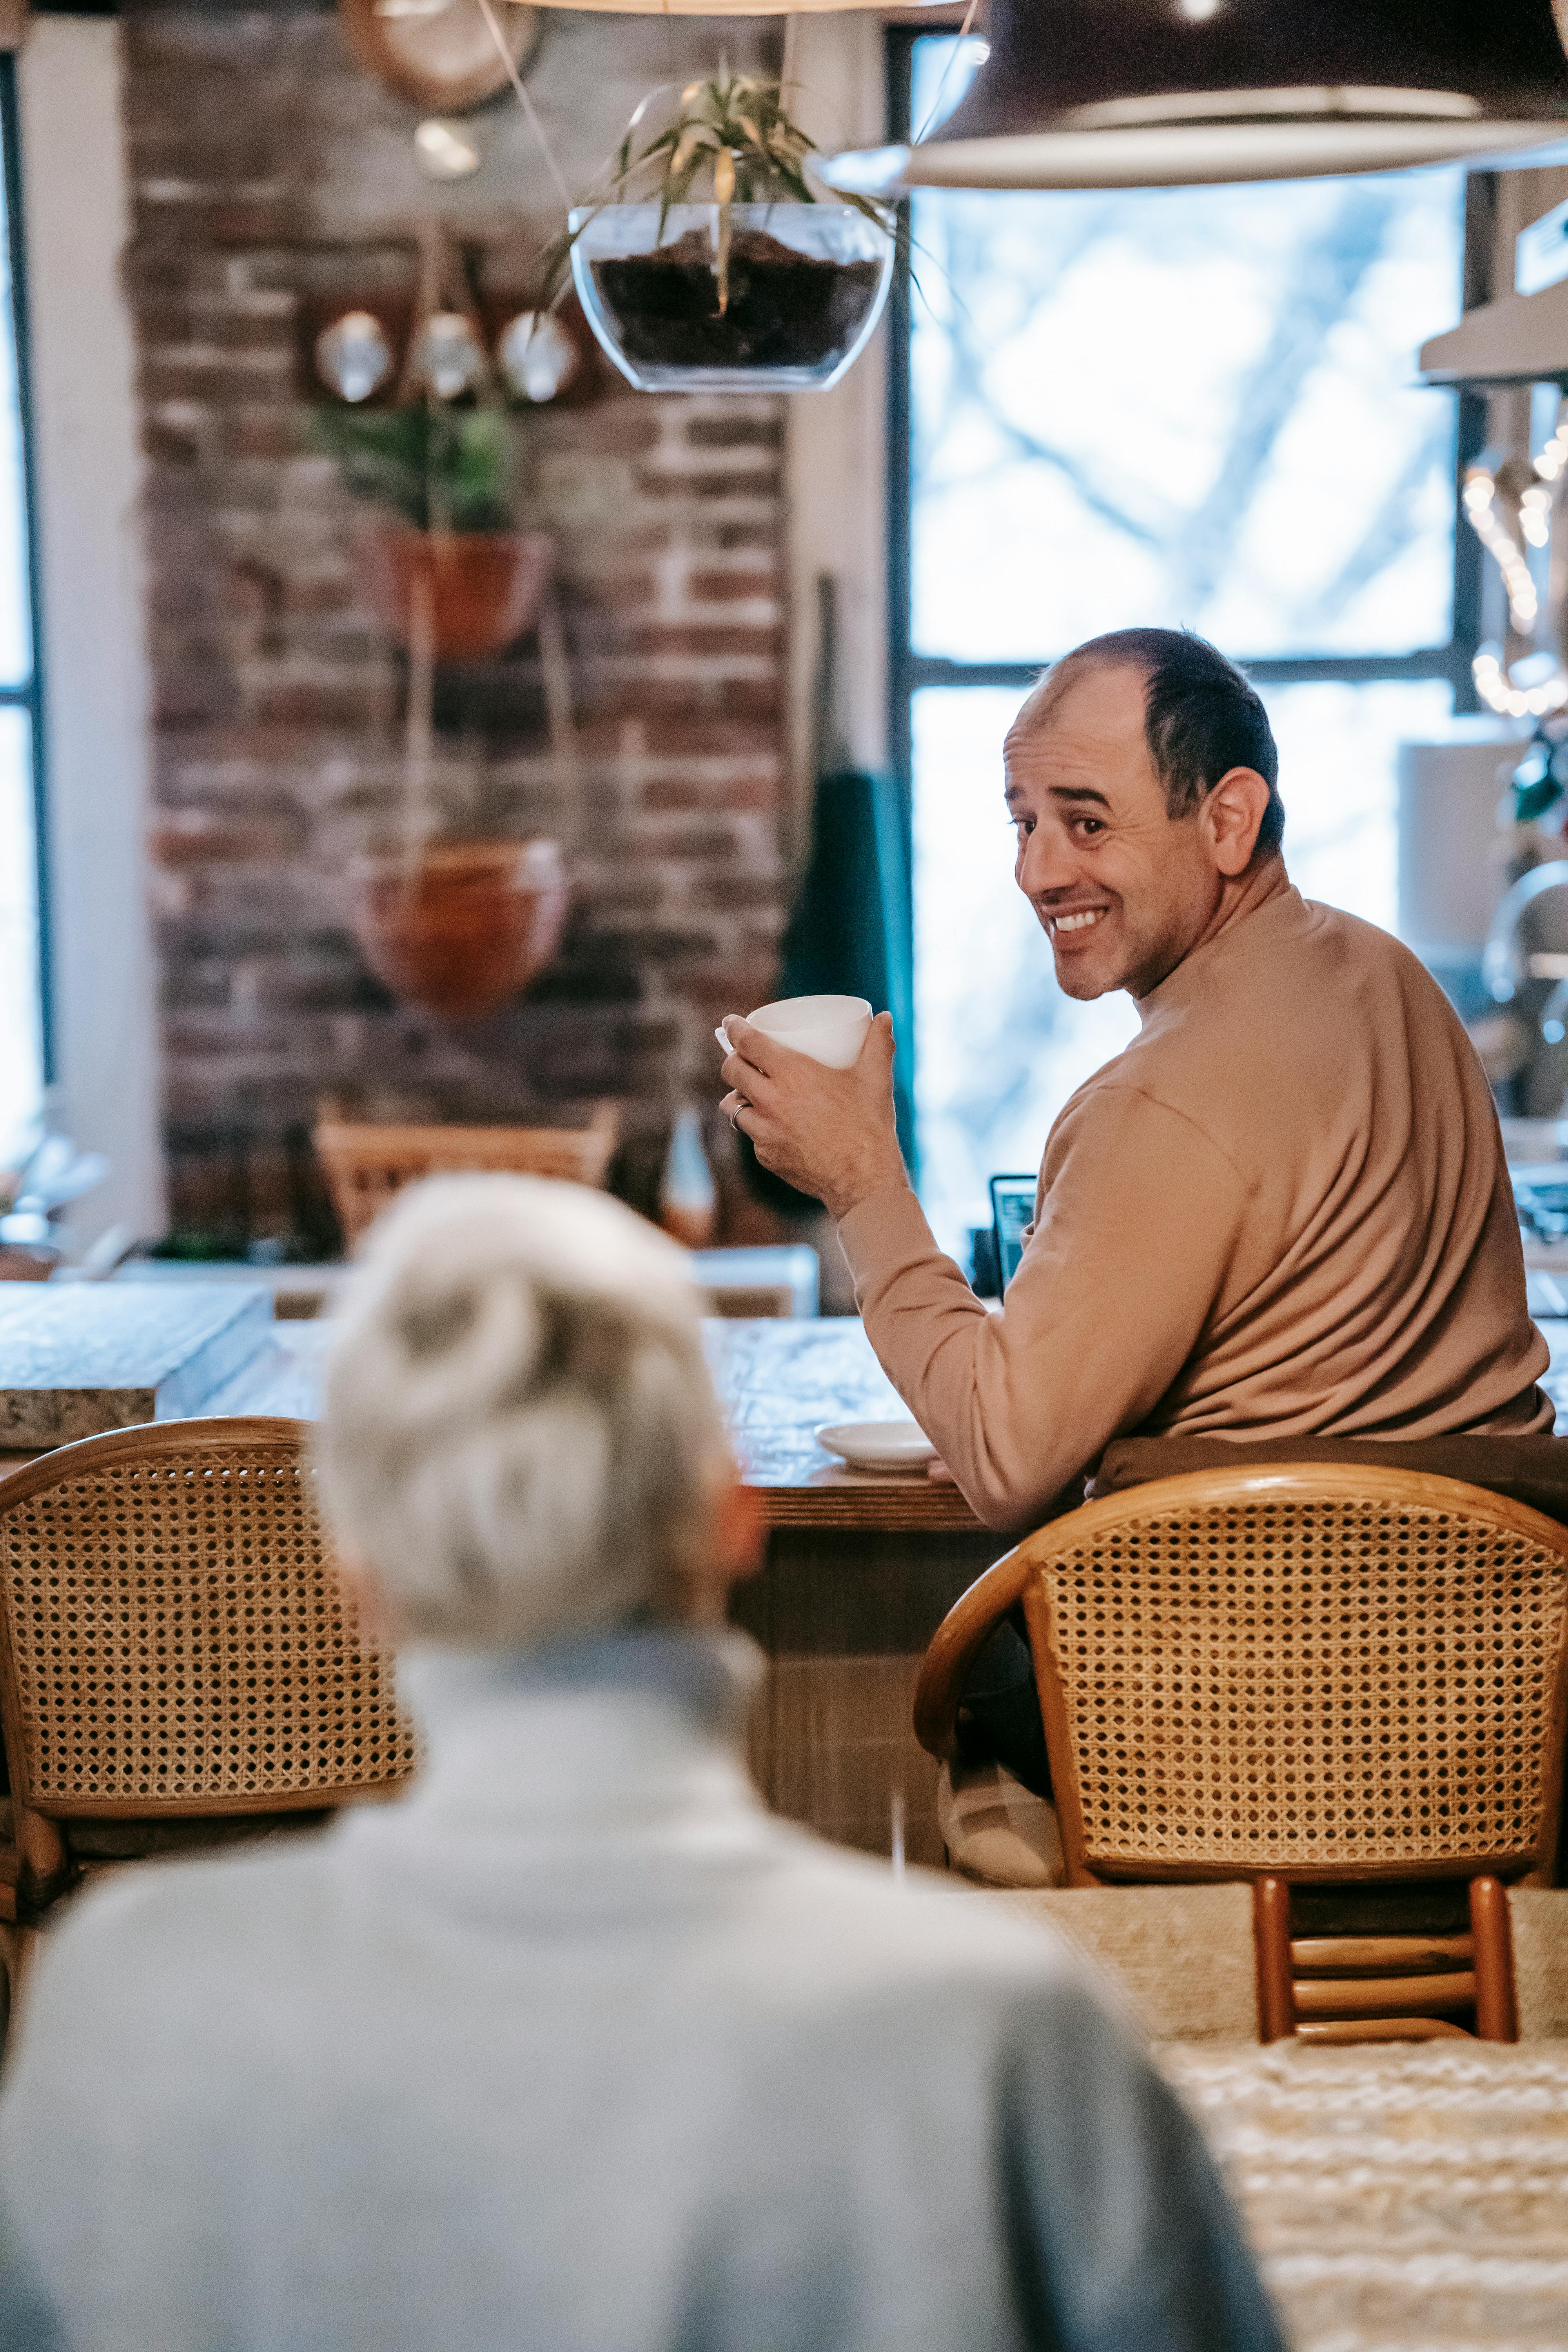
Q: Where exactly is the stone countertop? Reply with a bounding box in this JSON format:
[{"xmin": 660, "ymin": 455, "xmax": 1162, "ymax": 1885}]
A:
[
  {"xmin": 702, "ymin": 1319, "xmax": 981, "ymax": 1528},
  {"xmin": 109, "ymin": 1244, "xmax": 822, "ymax": 1321},
  {"xmin": 0, "ymin": 1283, "xmax": 274, "ymax": 1448},
  {"xmin": 194, "ymin": 1318, "xmax": 983, "ymax": 1532},
  {"xmin": 200, "ymin": 1320, "xmax": 334, "ymax": 1420},
  {"xmin": 17, "ymin": 1308, "xmax": 1568, "ymax": 1533}
]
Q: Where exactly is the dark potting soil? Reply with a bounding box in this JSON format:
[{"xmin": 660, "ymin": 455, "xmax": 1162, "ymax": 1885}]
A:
[{"xmin": 592, "ymin": 226, "xmax": 882, "ymax": 371}]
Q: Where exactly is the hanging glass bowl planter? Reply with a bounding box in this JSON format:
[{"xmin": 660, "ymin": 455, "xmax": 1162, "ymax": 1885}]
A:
[
  {"xmin": 570, "ymin": 201, "xmax": 891, "ymax": 394},
  {"xmin": 539, "ymin": 67, "xmax": 895, "ymax": 396}
]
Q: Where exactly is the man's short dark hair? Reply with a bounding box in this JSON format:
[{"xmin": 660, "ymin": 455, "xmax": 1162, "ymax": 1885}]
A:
[{"xmin": 1014, "ymin": 627, "xmax": 1285, "ymax": 860}]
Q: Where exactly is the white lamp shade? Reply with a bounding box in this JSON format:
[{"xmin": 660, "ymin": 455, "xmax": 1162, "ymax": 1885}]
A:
[{"xmin": 829, "ymin": 118, "xmax": 1568, "ymax": 196}]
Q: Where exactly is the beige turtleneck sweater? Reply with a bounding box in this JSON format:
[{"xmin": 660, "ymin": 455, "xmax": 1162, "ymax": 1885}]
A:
[{"xmin": 838, "ymin": 871, "xmax": 1552, "ymax": 1532}]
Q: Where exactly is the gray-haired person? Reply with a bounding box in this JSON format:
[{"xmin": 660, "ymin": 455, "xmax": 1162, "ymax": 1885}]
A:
[{"xmin": 0, "ymin": 1176, "xmax": 1285, "ymax": 2352}]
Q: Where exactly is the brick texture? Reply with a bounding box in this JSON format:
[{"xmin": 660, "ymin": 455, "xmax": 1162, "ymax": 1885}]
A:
[{"xmin": 122, "ymin": 3, "xmax": 793, "ymax": 1251}]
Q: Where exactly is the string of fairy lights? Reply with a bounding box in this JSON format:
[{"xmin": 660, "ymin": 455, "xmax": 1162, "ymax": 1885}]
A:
[{"xmin": 1465, "ymin": 410, "xmax": 1568, "ymax": 723}]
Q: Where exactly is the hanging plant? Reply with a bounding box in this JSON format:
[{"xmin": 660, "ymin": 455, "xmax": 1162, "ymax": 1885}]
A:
[
  {"xmin": 543, "ymin": 68, "xmax": 897, "ymax": 394},
  {"xmin": 313, "ymin": 226, "xmax": 556, "ymax": 663},
  {"xmin": 313, "ymin": 222, "xmax": 572, "ymax": 1025},
  {"xmin": 347, "ymin": 839, "xmax": 570, "ymax": 1022},
  {"xmin": 314, "ymin": 403, "xmax": 552, "ymax": 662},
  {"xmin": 314, "ymin": 404, "xmax": 515, "ymax": 536}
]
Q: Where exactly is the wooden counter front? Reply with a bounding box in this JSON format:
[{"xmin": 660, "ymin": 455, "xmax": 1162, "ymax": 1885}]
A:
[{"xmin": 704, "ymin": 1321, "xmax": 1001, "ymax": 1865}]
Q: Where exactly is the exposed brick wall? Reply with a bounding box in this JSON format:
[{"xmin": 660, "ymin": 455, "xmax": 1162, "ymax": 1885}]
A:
[{"xmin": 120, "ymin": 2, "xmax": 793, "ymax": 1251}]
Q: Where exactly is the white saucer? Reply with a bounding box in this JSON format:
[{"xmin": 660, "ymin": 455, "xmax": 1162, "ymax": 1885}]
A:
[{"xmin": 815, "ymin": 1419, "xmax": 938, "ymax": 1473}]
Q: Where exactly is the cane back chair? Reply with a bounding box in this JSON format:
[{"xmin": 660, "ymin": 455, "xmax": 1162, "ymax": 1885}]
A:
[
  {"xmin": 0, "ymin": 1418, "xmax": 421, "ymax": 1938},
  {"xmin": 915, "ymin": 1466, "xmax": 1568, "ymax": 2043},
  {"xmin": 315, "ymin": 1105, "xmax": 620, "ymax": 1250}
]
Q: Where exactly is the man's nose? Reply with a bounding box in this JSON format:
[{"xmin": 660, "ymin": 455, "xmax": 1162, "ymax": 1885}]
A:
[{"xmin": 1018, "ymin": 824, "xmax": 1079, "ymax": 899}]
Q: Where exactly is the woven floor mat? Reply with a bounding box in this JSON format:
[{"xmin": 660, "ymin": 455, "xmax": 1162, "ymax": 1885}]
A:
[{"xmin": 1163, "ymin": 2042, "xmax": 1568, "ymax": 2352}]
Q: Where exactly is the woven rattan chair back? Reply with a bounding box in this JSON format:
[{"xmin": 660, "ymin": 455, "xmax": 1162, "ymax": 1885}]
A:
[
  {"xmin": 0, "ymin": 1419, "xmax": 420, "ymax": 1818},
  {"xmin": 315, "ymin": 1106, "xmax": 620, "ymax": 1250},
  {"xmin": 1011, "ymin": 1466, "xmax": 1568, "ymax": 1886}
]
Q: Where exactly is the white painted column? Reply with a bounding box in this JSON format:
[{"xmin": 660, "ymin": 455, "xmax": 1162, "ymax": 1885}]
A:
[
  {"xmin": 784, "ymin": 12, "xmax": 891, "ymax": 867},
  {"xmin": 17, "ymin": 15, "xmax": 163, "ymax": 1249}
]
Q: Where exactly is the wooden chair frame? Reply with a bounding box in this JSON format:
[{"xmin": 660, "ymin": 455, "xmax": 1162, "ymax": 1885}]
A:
[
  {"xmin": 0, "ymin": 1419, "xmax": 421, "ymax": 1900},
  {"xmin": 314, "ymin": 1104, "xmax": 620, "ymax": 1250},
  {"xmin": 914, "ymin": 1464, "xmax": 1568, "ymax": 2042}
]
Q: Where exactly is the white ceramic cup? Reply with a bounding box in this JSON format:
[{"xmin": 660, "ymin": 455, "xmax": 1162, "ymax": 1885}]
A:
[{"xmin": 716, "ymin": 993, "xmax": 873, "ymax": 1071}]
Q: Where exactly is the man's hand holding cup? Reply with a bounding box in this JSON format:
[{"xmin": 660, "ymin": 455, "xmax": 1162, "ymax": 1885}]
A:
[{"xmin": 718, "ymin": 993, "xmax": 907, "ymax": 1222}]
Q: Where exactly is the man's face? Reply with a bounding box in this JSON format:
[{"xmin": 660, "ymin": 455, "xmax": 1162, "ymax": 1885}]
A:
[{"xmin": 1004, "ymin": 662, "xmax": 1226, "ymax": 1004}]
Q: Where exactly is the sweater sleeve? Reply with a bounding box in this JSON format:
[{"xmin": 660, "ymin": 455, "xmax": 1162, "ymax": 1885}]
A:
[
  {"xmin": 836, "ymin": 1085, "xmax": 1252, "ymax": 1530},
  {"xmin": 1000, "ymin": 1975, "xmax": 1289, "ymax": 2352}
]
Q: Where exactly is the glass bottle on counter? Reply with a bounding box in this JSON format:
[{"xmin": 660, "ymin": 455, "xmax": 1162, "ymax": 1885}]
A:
[{"xmin": 660, "ymin": 1106, "xmax": 717, "ymax": 1250}]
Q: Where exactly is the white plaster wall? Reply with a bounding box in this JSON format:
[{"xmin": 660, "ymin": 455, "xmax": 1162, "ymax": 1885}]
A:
[
  {"xmin": 18, "ymin": 15, "xmax": 163, "ymax": 1249},
  {"xmin": 784, "ymin": 11, "xmax": 889, "ymax": 866}
]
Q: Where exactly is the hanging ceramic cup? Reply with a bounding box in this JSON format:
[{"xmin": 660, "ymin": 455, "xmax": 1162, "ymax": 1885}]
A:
[
  {"xmin": 497, "ymin": 310, "xmax": 580, "ymax": 403},
  {"xmin": 409, "ymin": 309, "xmax": 488, "ymax": 401},
  {"xmin": 315, "ymin": 310, "xmax": 395, "ymax": 405}
]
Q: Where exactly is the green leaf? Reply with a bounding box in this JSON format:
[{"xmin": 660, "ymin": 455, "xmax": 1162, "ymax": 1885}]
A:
[
  {"xmin": 772, "ymin": 158, "xmax": 815, "ymax": 206},
  {"xmin": 657, "ymin": 152, "xmax": 704, "ymax": 237},
  {"xmin": 839, "ymin": 188, "xmax": 896, "ymax": 235},
  {"xmin": 611, "ymin": 69, "xmax": 852, "ymax": 229},
  {"xmin": 313, "ymin": 401, "xmax": 516, "ymax": 532}
]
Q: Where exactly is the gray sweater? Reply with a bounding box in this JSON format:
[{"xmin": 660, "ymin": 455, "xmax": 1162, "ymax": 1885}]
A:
[{"xmin": 0, "ymin": 1628, "xmax": 1285, "ymax": 2352}]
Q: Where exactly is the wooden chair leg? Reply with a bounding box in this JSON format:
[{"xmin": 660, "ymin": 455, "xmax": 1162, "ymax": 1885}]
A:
[
  {"xmin": 12, "ymin": 1807, "xmax": 67, "ymax": 1911},
  {"xmin": 1470, "ymin": 1876, "xmax": 1519, "ymax": 2042},
  {"xmin": 1254, "ymin": 1876, "xmax": 1295, "ymax": 2042}
]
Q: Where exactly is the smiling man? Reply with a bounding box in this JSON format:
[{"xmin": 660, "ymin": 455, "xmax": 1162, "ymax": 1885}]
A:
[{"xmin": 720, "ymin": 627, "xmax": 1551, "ymax": 1537}]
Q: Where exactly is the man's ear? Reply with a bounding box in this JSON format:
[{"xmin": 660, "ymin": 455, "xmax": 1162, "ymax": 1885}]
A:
[{"xmin": 1202, "ymin": 766, "xmax": 1272, "ymax": 876}]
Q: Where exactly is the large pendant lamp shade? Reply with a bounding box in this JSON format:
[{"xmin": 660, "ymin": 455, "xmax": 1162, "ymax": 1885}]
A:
[{"xmin": 823, "ymin": 0, "xmax": 1568, "ymax": 195}]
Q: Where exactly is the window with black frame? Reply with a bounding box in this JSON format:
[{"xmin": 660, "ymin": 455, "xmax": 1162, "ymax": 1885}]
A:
[{"xmin": 887, "ymin": 30, "xmax": 1485, "ymax": 1261}]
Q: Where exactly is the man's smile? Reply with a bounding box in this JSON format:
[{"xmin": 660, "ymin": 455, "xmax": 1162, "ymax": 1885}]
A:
[{"xmin": 1049, "ymin": 907, "xmax": 1109, "ymax": 935}]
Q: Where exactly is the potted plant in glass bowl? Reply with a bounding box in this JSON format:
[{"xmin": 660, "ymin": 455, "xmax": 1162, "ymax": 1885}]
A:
[
  {"xmin": 557, "ymin": 67, "xmax": 895, "ymax": 394},
  {"xmin": 316, "ymin": 401, "xmax": 553, "ymax": 663}
]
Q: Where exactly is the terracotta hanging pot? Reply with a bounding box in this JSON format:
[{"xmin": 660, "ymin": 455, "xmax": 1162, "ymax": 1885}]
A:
[
  {"xmin": 348, "ymin": 839, "xmax": 569, "ymax": 1020},
  {"xmin": 357, "ymin": 524, "xmax": 554, "ymax": 661}
]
